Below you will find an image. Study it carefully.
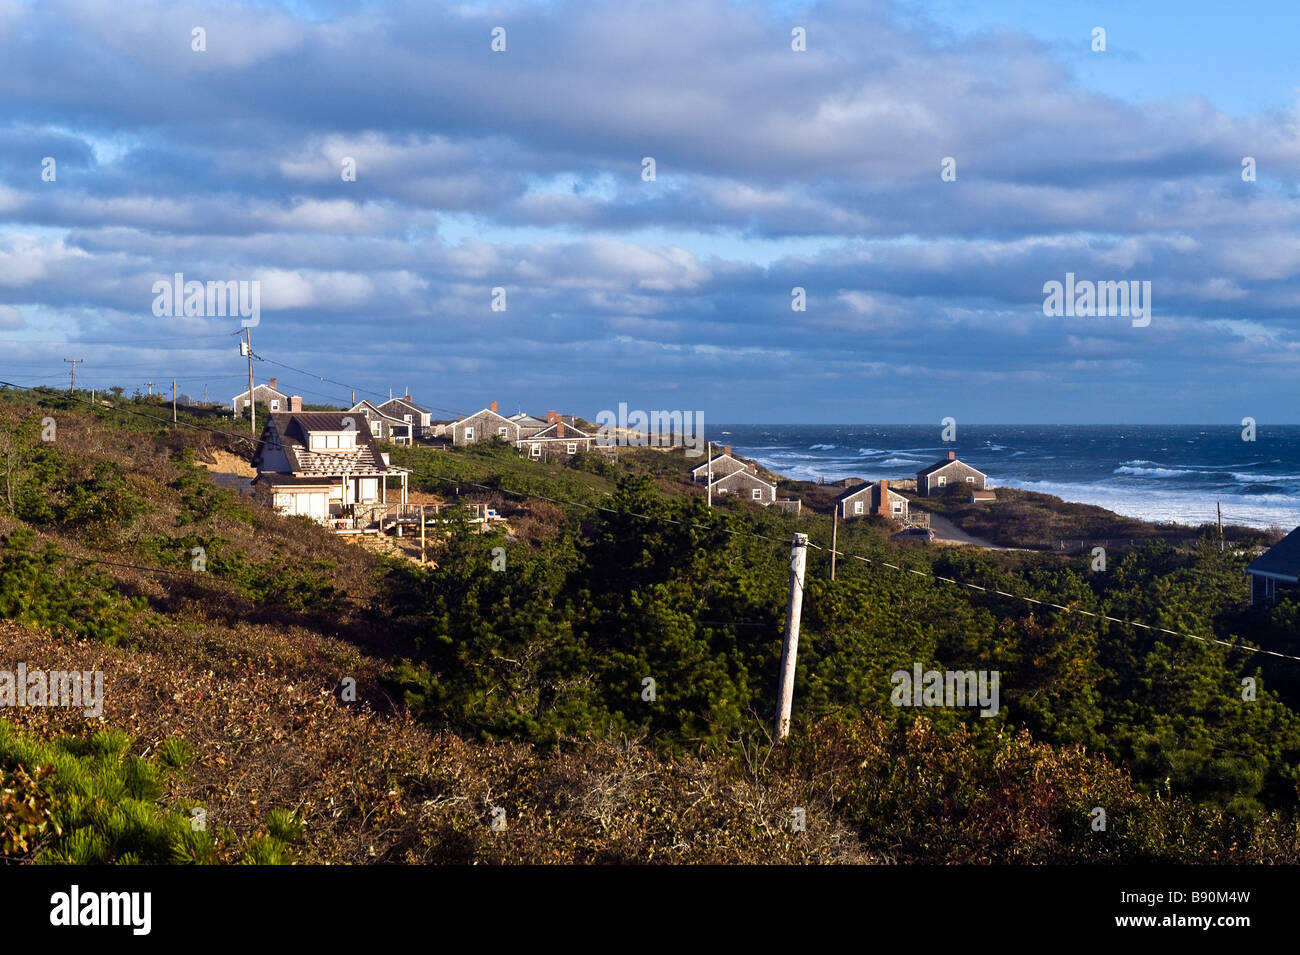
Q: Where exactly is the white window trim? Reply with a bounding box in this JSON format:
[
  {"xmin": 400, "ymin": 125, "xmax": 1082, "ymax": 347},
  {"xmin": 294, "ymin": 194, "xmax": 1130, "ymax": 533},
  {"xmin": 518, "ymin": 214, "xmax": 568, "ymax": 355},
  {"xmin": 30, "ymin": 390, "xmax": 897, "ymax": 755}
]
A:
[
  {"xmin": 966, "ymin": 475, "xmax": 975, "ymax": 483},
  {"xmin": 464, "ymin": 427, "xmax": 475, "ymax": 442},
  {"xmin": 937, "ymin": 476, "xmax": 947, "ymax": 487},
  {"xmin": 566, "ymin": 442, "xmax": 577, "ymax": 454},
  {"xmin": 854, "ymin": 501, "xmax": 864, "ymax": 514},
  {"xmin": 752, "ymin": 488, "xmax": 762, "ymax": 500},
  {"xmin": 530, "ymin": 444, "xmax": 541, "ymax": 457}
]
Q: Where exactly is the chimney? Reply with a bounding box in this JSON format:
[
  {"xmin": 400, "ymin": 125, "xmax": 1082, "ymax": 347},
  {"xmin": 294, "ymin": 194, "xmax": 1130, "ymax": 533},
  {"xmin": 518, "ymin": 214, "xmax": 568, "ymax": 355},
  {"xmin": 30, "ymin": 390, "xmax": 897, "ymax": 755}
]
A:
[
  {"xmin": 547, "ymin": 410, "xmax": 560, "ymax": 425},
  {"xmin": 556, "ymin": 421, "xmax": 565, "ymax": 438},
  {"xmin": 948, "ymin": 451, "xmax": 956, "ymax": 461},
  {"xmin": 748, "ymin": 462, "xmax": 756, "ymax": 473},
  {"xmin": 724, "ymin": 445, "xmax": 732, "ymax": 457},
  {"xmin": 290, "ymin": 395, "xmax": 302, "ymax": 412},
  {"xmin": 268, "ymin": 377, "xmax": 277, "ymax": 390},
  {"xmin": 877, "ymin": 478, "xmax": 888, "ymax": 512},
  {"xmin": 490, "ymin": 400, "xmax": 498, "ymax": 414},
  {"xmin": 404, "ymin": 392, "xmax": 412, "ymax": 401}
]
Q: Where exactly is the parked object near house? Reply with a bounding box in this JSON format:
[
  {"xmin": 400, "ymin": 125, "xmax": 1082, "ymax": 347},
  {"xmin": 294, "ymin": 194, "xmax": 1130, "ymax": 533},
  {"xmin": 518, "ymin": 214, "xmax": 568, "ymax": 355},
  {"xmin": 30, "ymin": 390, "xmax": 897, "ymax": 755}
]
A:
[
  {"xmin": 347, "ymin": 399, "xmax": 413, "ymax": 445},
  {"xmin": 252, "ymin": 412, "xmax": 409, "ymax": 529},
  {"xmin": 449, "ymin": 401, "xmax": 521, "ymax": 445},
  {"xmin": 836, "ymin": 479, "xmax": 908, "ymax": 520},
  {"xmin": 691, "ymin": 446, "xmax": 747, "ymax": 482},
  {"xmin": 708, "ymin": 463, "xmax": 776, "ymax": 504},
  {"xmin": 231, "ymin": 378, "xmax": 290, "ymax": 414},
  {"xmin": 1246, "ymin": 526, "xmax": 1300, "ymax": 605},
  {"xmin": 970, "ymin": 489, "xmax": 997, "ymax": 503},
  {"xmin": 917, "ymin": 451, "xmax": 988, "ymax": 496},
  {"xmin": 892, "ymin": 526, "xmax": 936, "ymax": 543},
  {"xmin": 516, "ymin": 414, "xmax": 595, "ymax": 461}
]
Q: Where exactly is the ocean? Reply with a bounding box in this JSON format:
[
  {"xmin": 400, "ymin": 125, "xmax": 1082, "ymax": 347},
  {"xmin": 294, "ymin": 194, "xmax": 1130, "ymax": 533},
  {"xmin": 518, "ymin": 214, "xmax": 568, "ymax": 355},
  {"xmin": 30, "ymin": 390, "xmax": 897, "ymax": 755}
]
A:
[{"xmin": 711, "ymin": 425, "xmax": 1300, "ymax": 530}]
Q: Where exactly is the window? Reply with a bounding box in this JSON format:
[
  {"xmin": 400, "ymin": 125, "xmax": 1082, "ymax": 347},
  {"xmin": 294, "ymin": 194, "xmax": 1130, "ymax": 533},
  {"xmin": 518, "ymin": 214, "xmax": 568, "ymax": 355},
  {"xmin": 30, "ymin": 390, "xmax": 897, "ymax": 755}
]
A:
[
  {"xmin": 531, "ymin": 444, "xmax": 541, "ymax": 457},
  {"xmin": 464, "ymin": 427, "xmax": 474, "ymax": 442},
  {"xmin": 326, "ymin": 435, "xmax": 339, "ymax": 449},
  {"xmin": 310, "ymin": 435, "xmax": 324, "ymax": 449},
  {"xmin": 892, "ymin": 502, "xmax": 903, "ymax": 514},
  {"xmin": 498, "ymin": 427, "xmax": 508, "ymax": 438},
  {"xmin": 937, "ymin": 476, "xmax": 946, "ymax": 487},
  {"xmin": 752, "ymin": 488, "xmax": 762, "ymax": 500},
  {"xmin": 718, "ymin": 487, "xmax": 727, "ymax": 495},
  {"xmin": 242, "ymin": 399, "xmax": 250, "ymax": 409},
  {"xmin": 854, "ymin": 501, "xmax": 864, "ymax": 514},
  {"xmin": 566, "ymin": 442, "xmax": 577, "ymax": 454},
  {"xmin": 270, "ymin": 399, "xmax": 280, "ymax": 411},
  {"xmin": 966, "ymin": 475, "xmax": 975, "ymax": 483},
  {"xmin": 404, "ymin": 414, "xmax": 412, "ymax": 422},
  {"xmin": 340, "ymin": 433, "xmax": 354, "ymax": 449},
  {"xmin": 370, "ymin": 421, "xmax": 382, "ymax": 437}
]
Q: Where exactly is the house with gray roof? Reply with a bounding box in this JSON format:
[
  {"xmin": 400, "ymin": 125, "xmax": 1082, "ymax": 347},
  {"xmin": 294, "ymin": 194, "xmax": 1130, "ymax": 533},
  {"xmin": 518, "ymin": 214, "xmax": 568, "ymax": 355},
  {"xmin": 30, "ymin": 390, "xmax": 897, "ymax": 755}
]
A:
[
  {"xmin": 837, "ymin": 479, "xmax": 908, "ymax": 520},
  {"xmin": 346, "ymin": 399, "xmax": 413, "ymax": 445},
  {"xmin": 232, "ymin": 378, "xmax": 291, "ymax": 415},
  {"xmin": 691, "ymin": 446, "xmax": 747, "ymax": 482},
  {"xmin": 252, "ymin": 411, "xmax": 409, "ymax": 527},
  {"xmin": 1246, "ymin": 527, "xmax": 1300, "ymax": 605}
]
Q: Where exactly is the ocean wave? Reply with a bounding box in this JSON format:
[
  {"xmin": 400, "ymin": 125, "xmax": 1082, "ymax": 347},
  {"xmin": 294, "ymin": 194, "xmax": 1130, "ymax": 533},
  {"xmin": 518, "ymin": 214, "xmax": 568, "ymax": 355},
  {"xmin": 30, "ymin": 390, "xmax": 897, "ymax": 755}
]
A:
[
  {"xmin": 879, "ymin": 457, "xmax": 926, "ymax": 467},
  {"xmin": 809, "ymin": 443, "xmax": 837, "ymax": 451},
  {"xmin": 1114, "ymin": 465, "xmax": 1201, "ymax": 478}
]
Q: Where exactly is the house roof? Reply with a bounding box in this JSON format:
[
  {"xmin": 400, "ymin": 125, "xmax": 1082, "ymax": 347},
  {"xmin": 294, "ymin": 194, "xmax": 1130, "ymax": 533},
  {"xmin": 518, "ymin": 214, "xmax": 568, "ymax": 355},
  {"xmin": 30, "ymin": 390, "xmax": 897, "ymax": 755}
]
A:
[
  {"xmin": 917, "ymin": 455, "xmax": 987, "ymax": 479},
  {"xmin": 508, "ymin": 412, "xmax": 548, "ymax": 426},
  {"xmin": 523, "ymin": 422, "xmax": 594, "ymax": 441},
  {"xmin": 232, "ymin": 383, "xmax": 289, "ymax": 402},
  {"xmin": 348, "ymin": 399, "xmax": 406, "ymax": 425},
  {"xmin": 1246, "ymin": 527, "xmax": 1300, "ymax": 580},
  {"xmin": 710, "ymin": 468, "xmax": 775, "ymax": 491},
  {"xmin": 379, "ymin": 396, "xmax": 430, "ymax": 416},
  {"xmin": 691, "ymin": 453, "xmax": 744, "ymax": 476},
  {"xmin": 255, "ymin": 412, "xmax": 391, "ymax": 476},
  {"xmin": 836, "ymin": 481, "xmax": 906, "ymax": 503}
]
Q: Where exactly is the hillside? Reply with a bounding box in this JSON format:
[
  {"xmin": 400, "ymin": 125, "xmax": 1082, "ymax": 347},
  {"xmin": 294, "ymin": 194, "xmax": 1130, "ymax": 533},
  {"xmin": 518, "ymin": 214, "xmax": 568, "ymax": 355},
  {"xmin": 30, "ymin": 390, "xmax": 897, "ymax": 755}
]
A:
[{"xmin": 1, "ymin": 390, "xmax": 1300, "ymax": 864}]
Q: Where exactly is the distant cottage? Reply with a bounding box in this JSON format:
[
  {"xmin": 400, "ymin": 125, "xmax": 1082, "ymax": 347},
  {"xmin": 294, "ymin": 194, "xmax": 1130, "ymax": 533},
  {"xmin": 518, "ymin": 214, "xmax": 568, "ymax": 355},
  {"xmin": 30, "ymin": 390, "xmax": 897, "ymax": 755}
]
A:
[
  {"xmin": 837, "ymin": 479, "xmax": 908, "ymax": 520},
  {"xmin": 519, "ymin": 414, "xmax": 594, "ymax": 461},
  {"xmin": 346, "ymin": 399, "xmax": 413, "ymax": 445},
  {"xmin": 1246, "ymin": 527, "xmax": 1300, "ymax": 605},
  {"xmin": 450, "ymin": 401, "xmax": 520, "ymax": 445},
  {"xmin": 231, "ymin": 378, "xmax": 290, "ymax": 414},
  {"xmin": 709, "ymin": 463, "xmax": 776, "ymax": 504},
  {"xmin": 916, "ymin": 451, "xmax": 987, "ymax": 496}
]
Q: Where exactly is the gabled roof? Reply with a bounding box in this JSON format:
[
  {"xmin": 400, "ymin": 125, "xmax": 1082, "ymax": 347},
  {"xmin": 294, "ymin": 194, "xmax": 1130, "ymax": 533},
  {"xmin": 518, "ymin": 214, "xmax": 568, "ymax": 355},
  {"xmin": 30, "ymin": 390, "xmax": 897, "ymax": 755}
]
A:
[
  {"xmin": 1247, "ymin": 527, "xmax": 1300, "ymax": 580},
  {"xmin": 508, "ymin": 412, "xmax": 548, "ymax": 426},
  {"xmin": 522, "ymin": 422, "xmax": 594, "ymax": 441},
  {"xmin": 349, "ymin": 399, "xmax": 406, "ymax": 425},
  {"xmin": 691, "ymin": 453, "xmax": 744, "ymax": 476},
  {"xmin": 836, "ymin": 481, "xmax": 906, "ymax": 503},
  {"xmin": 710, "ymin": 468, "xmax": 775, "ymax": 491},
  {"xmin": 456, "ymin": 407, "xmax": 517, "ymax": 428},
  {"xmin": 917, "ymin": 455, "xmax": 986, "ymax": 479},
  {"xmin": 379, "ymin": 396, "xmax": 430, "ymax": 416},
  {"xmin": 255, "ymin": 412, "xmax": 391, "ymax": 476},
  {"xmin": 232, "ymin": 383, "xmax": 290, "ymax": 402}
]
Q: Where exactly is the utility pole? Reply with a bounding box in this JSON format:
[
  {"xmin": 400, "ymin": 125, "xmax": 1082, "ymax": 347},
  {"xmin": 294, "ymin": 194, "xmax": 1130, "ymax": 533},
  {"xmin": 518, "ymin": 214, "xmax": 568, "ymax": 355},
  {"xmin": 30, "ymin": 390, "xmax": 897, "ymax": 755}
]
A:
[
  {"xmin": 420, "ymin": 504, "xmax": 426, "ymax": 563},
  {"xmin": 1217, "ymin": 502, "xmax": 1224, "ymax": 553},
  {"xmin": 351, "ymin": 389, "xmax": 356, "ymax": 406},
  {"xmin": 172, "ymin": 379, "xmax": 177, "ymax": 424},
  {"xmin": 830, "ymin": 509, "xmax": 838, "ymax": 581},
  {"xmin": 775, "ymin": 533, "xmax": 808, "ymax": 741},
  {"xmin": 63, "ymin": 358, "xmax": 83, "ymax": 392},
  {"xmin": 243, "ymin": 328, "xmax": 256, "ymax": 434},
  {"xmin": 706, "ymin": 442, "xmax": 712, "ymax": 507}
]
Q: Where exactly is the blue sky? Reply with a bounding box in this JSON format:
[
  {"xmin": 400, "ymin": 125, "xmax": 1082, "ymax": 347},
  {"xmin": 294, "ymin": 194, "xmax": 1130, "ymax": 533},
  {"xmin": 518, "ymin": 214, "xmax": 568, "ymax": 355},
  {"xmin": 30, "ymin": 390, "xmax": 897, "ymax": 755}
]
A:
[{"xmin": 1, "ymin": 0, "xmax": 1298, "ymax": 423}]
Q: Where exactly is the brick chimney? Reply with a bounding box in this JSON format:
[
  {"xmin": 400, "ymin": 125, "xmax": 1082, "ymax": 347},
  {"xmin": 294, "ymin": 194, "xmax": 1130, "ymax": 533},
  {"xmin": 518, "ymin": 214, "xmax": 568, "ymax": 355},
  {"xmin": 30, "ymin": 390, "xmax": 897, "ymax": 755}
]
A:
[
  {"xmin": 724, "ymin": 445, "xmax": 732, "ymax": 457},
  {"xmin": 948, "ymin": 451, "xmax": 956, "ymax": 461},
  {"xmin": 547, "ymin": 410, "xmax": 560, "ymax": 425},
  {"xmin": 490, "ymin": 400, "xmax": 498, "ymax": 414},
  {"xmin": 877, "ymin": 478, "xmax": 888, "ymax": 512},
  {"xmin": 290, "ymin": 395, "xmax": 302, "ymax": 412},
  {"xmin": 556, "ymin": 421, "xmax": 565, "ymax": 438},
  {"xmin": 269, "ymin": 377, "xmax": 277, "ymax": 390},
  {"xmin": 404, "ymin": 393, "xmax": 412, "ymax": 401},
  {"xmin": 748, "ymin": 462, "xmax": 756, "ymax": 473}
]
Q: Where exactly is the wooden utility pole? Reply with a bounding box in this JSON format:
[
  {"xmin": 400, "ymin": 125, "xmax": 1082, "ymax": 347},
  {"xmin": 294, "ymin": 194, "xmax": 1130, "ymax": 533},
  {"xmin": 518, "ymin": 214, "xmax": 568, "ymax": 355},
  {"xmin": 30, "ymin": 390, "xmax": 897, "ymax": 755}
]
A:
[
  {"xmin": 706, "ymin": 442, "xmax": 712, "ymax": 507},
  {"xmin": 1217, "ymin": 502, "xmax": 1224, "ymax": 553},
  {"xmin": 244, "ymin": 328, "xmax": 256, "ymax": 434},
  {"xmin": 830, "ymin": 509, "xmax": 838, "ymax": 581},
  {"xmin": 63, "ymin": 359, "xmax": 83, "ymax": 392},
  {"xmin": 172, "ymin": 379, "xmax": 177, "ymax": 424},
  {"xmin": 775, "ymin": 533, "xmax": 808, "ymax": 741}
]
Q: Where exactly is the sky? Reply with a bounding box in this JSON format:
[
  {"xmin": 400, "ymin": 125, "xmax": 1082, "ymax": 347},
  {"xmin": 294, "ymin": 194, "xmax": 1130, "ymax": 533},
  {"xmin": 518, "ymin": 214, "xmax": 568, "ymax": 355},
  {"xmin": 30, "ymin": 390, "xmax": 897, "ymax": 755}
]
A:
[{"xmin": 2, "ymin": 0, "xmax": 1299, "ymax": 423}]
